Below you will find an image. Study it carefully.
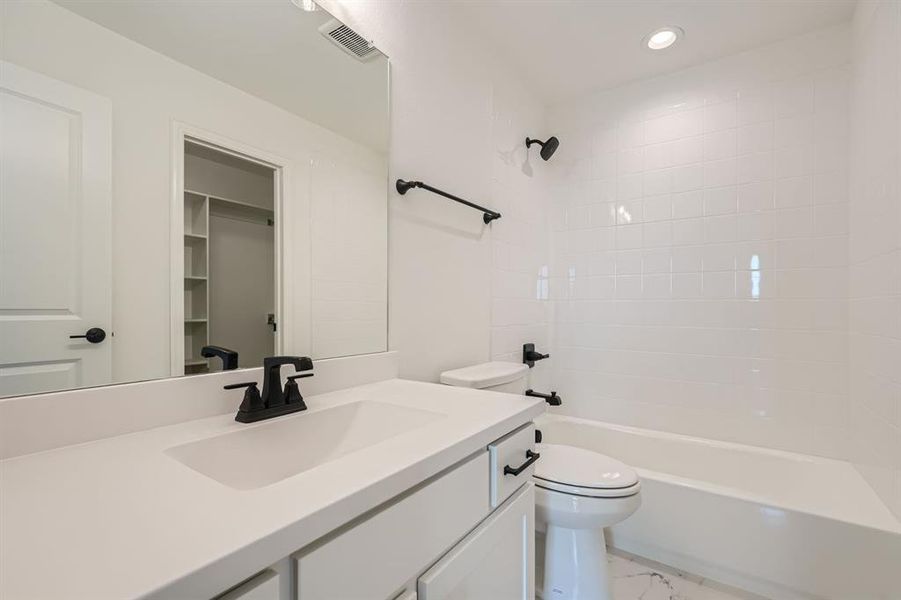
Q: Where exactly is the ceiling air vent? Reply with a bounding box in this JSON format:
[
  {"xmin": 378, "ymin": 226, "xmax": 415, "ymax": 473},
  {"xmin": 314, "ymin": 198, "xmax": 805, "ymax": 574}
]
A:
[{"xmin": 319, "ymin": 19, "xmax": 379, "ymax": 61}]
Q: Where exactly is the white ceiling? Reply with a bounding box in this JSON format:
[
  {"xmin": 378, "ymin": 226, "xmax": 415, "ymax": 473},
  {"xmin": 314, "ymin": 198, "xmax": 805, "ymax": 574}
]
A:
[
  {"xmin": 54, "ymin": 0, "xmax": 389, "ymax": 152},
  {"xmin": 459, "ymin": 0, "xmax": 857, "ymax": 105}
]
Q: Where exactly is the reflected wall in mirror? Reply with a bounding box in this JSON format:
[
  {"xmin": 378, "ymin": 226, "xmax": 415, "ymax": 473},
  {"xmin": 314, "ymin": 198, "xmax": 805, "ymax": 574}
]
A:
[{"xmin": 0, "ymin": 0, "xmax": 389, "ymax": 397}]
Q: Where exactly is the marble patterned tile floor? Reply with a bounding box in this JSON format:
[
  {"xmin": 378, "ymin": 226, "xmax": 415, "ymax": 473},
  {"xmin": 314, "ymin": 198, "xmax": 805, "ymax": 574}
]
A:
[{"xmin": 610, "ymin": 550, "xmax": 758, "ymax": 600}]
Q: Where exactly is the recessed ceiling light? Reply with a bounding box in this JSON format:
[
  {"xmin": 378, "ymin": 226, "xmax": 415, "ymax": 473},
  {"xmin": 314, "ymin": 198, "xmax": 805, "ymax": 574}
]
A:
[
  {"xmin": 291, "ymin": 0, "xmax": 318, "ymax": 12},
  {"xmin": 645, "ymin": 26, "xmax": 683, "ymax": 50}
]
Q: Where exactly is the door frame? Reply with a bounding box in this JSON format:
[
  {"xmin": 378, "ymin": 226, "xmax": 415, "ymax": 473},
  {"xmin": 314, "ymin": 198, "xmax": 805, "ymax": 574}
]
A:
[{"xmin": 169, "ymin": 122, "xmax": 289, "ymax": 376}]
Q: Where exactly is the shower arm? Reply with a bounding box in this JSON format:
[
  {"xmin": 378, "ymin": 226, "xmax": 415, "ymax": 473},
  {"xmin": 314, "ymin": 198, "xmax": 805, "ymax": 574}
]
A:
[{"xmin": 396, "ymin": 179, "xmax": 501, "ymax": 224}]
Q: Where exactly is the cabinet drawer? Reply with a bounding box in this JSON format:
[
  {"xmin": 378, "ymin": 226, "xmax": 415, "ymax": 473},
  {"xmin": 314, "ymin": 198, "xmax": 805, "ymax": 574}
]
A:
[
  {"xmin": 488, "ymin": 423, "xmax": 536, "ymax": 508},
  {"xmin": 294, "ymin": 452, "xmax": 489, "ymax": 600}
]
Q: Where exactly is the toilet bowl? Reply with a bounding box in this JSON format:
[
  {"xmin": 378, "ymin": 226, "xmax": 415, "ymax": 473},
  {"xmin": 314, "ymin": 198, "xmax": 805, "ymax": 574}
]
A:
[
  {"xmin": 440, "ymin": 361, "xmax": 642, "ymax": 600},
  {"xmin": 534, "ymin": 443, "xmax": 640, "ymax": 600}
]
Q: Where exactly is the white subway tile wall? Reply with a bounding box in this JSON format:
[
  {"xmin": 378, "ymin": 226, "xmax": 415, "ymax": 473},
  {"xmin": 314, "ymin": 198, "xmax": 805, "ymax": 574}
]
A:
[
  {"xmin": 310, "ymin": 156, "xmax": 388, "ymax": 359},
  {"xmin": 546, "ymin": 26, "xmax": 852, "ymax": 458},
  {"xmin": 849, "ymin": 1, "xmax": 901, "ymax": 519},
  {"xmin": 488, "ymin": 79, "xmax": 553, "ymax": 389}
]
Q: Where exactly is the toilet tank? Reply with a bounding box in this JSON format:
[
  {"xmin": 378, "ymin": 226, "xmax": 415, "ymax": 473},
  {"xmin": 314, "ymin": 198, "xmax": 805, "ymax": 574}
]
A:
[{"xmin": 439, "ymin": 361, "xmax": 530, "ymax": 394}]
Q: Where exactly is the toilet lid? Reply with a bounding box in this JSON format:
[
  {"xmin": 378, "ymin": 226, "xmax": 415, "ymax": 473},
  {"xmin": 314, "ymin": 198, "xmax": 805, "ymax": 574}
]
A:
[
  {"xmin": 534, "ymin": 444, "xmax": 639, "ymax": 492},
  {"xmin": 439, "ymin": 362, "xmax": 528, "ymax": 389}
]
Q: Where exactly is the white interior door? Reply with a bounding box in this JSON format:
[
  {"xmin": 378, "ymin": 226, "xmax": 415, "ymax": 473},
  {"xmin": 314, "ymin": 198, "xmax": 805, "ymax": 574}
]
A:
[
  {"xmin": 417, "ymin": 483, "xmax": 535, "ymax": 600},
  {"xmin": 0, "ymin": 61, "xmax": 112, "ymax": 396}
]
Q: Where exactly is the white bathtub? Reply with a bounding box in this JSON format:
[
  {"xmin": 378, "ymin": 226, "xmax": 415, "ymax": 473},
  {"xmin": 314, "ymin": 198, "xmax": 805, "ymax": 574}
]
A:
[{"xmin": 537, "ymin": 414, "xmax": 901, "ymax": 600}]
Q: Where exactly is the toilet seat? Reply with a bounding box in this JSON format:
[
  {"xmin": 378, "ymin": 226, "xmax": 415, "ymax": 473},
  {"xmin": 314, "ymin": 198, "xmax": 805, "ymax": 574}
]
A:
[
  {"xmin": 533, "ymin": 444, "xmax": 640, "ymax": 498},
  {"xmin": 533, "ymin": 447, "xmax": 643, "ymax": 596}
]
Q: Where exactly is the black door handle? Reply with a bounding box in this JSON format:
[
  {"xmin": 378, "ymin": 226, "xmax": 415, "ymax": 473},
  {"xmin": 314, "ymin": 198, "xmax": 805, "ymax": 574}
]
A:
[
  {"xmin": 503, "ymin": 450, "xmax": 540, "ymax": 476},
  {"xmin": 69, "ymin": 327, "xmax": 106, "ymax": 344}
]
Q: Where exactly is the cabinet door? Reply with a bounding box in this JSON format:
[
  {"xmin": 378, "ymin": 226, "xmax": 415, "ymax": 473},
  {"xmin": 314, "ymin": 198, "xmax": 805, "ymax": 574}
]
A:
[
  {"xmin": 417, "ymin": 483, "xmax": 534, "ymax": 600},
  {"xmin": 295, "ymin": 453, "xmax": 489, "ymax": 600}
]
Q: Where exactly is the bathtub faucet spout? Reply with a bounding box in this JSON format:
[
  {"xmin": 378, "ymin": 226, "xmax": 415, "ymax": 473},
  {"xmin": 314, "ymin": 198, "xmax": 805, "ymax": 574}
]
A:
[{"xmin": 526, "ymin": 389, "xmax": 562, "ymax": 406}]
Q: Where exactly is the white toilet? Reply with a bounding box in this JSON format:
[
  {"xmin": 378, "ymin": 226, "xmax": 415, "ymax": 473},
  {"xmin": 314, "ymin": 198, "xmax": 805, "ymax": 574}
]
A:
[{"xmin": 440, "ymin": 361, "xmax": 641, "ymax": 600}]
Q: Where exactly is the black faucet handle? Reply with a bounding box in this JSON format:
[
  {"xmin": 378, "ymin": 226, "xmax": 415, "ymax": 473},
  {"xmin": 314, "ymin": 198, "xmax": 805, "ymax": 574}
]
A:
[
  {"xmin": 283, "ymin": 373, "xmax": 311, "ymax": 409},
  {"xmin": 523, "ymin": 343, "xmax": 550, "ymax": 368},
  {"xmin": 224, "ymin": 381, "xmax": 264, "ymax": 413},
  {"xmin": 224, "ymin": 381, "xmax": 257, "ymax": 390}
]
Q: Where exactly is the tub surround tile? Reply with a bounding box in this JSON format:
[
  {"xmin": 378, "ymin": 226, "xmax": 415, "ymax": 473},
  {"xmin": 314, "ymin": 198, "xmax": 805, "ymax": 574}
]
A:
[
  {"xmin": 547, "ymin": 25, "xmax": 852, "ymax": 460},
  {"xmin": 848, "ymin": 0, "xmax": 901, "ymax": 520},
  {"xmin": 487, "ymin": 78, "xmax": 552, "ymax": 395}
]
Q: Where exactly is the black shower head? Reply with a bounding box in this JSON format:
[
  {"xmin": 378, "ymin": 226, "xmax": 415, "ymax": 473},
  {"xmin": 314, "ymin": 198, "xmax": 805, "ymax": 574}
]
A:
[{"xmin": 526, "ymin": 136, "xmax": 560, "ymax": 161}]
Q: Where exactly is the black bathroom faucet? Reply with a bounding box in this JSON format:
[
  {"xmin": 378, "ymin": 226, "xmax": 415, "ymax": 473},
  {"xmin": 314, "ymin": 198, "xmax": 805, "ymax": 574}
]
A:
[
  {"xmin": 201, "ymin": 345, "xmax": 239, "ymax": 370},
  {"xmin": 261, "ymin": 356, "xmax": 312, "ymax": 408},
  {"xmin": 526, "ymin": 389, "xmax": 562, "ymax": 406},
  {"xmin": 224, "ymin": 356, "xmax": 314, "ymax": 423}
]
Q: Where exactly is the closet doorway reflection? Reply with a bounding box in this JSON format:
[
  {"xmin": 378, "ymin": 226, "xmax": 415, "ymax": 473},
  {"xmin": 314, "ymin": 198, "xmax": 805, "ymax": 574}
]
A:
[{"xmin": 180, "ymin": 140, "xmax": 276, "ymax": 375}]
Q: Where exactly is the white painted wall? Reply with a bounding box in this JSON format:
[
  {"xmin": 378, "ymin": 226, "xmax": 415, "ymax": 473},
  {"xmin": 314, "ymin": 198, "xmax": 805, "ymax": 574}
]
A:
[
  {"xmin": 0, "ymin": 0, "xmax": 387, "ymax": 383},
  {"xmin": 848, "ymin": 0, "xmax": 901, "ymax": 519},
  {"xmin": 319, "ymin": 0, "xmax": 552, "ymax": 385},
  {"xmin": 546, "ymin": 26, "xmax": 852, "ymax": 458}
]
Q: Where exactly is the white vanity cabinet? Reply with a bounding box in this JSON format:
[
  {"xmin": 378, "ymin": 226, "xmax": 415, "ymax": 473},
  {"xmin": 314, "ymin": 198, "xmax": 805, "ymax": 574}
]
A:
[
  {"xmin": 290, "ymin": 425, "xmax": 536, "ymax": 600},
  {"xmin": 201, "ymin": 422, "xmax": 538, "ymax": 600}
]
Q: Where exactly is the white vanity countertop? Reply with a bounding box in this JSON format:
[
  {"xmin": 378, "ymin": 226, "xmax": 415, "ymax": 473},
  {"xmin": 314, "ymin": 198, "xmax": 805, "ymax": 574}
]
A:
[{"xmin": 0, "ymin": 379, "xmax": 545, "ymax": 599}]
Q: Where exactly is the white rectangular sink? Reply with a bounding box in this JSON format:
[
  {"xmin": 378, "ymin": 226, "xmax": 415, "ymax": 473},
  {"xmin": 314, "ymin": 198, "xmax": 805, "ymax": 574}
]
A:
[{"xmin": 166, "ymin": 401, "xmax": 444, "ymax": 490}]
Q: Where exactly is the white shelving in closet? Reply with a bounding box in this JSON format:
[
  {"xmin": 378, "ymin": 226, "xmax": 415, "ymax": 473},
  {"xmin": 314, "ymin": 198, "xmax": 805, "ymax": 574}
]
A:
[
  {"xmin": 192, "ymin": 190, "xmax": 274, "ymax": 226},
  {"xmin": 181, "ymin": 188, "xmax": 275, "ymax": 374},
  {"xmin": 183, "ymin": 190, "xmax": 210, "ymax": 374}
]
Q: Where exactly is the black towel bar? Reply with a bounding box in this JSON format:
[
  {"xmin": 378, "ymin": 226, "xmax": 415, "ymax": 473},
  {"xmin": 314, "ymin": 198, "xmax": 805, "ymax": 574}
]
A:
[{"xmin": 396, "ymin": 179, "xmax": 501, "ymax": 224}]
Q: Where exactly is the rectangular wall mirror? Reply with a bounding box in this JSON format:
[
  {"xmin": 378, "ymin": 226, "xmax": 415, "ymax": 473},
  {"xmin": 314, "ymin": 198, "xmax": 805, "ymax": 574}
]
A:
[{"xmin": 0, "ymin": 0, "xmax": 389, "ymax": 397}]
